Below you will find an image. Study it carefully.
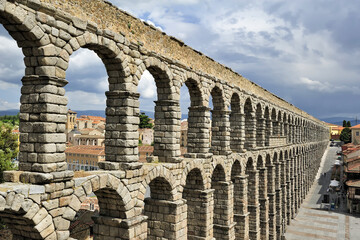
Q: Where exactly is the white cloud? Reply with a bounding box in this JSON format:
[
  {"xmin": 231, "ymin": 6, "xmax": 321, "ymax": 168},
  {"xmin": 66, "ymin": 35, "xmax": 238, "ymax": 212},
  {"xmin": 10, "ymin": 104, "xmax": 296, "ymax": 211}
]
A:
[
  {"xmin": 66, "ymin": 91, "xmax": 106, "ymax": 110},
  {"xmin": 0, "ymin": 80, "xmax": 20, "ymax": 90},
  {"xmin": 0, "ymin": 99, "xmax": 20, "ymax": 110},
  {"xmin": 68, "ymin": 49, "xmax": 103, "ymax": 71},
  {"xmin": 138, "ymin": 70, "xmax": 156, "ymax": 99}
]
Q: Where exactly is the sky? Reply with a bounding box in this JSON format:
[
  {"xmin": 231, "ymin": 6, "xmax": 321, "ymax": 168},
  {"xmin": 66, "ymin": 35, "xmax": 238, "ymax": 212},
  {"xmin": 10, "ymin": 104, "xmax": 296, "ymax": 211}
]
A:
[{"xmin": 1, "ymin": 0, "xmax": 360, "ymax": 120}]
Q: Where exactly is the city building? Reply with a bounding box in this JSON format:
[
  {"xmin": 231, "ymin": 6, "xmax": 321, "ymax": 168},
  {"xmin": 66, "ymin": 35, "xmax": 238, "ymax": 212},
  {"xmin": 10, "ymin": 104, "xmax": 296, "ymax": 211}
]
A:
[
  {"xmin": 65, "ymin": 145, "xmax": 105, "ymax": 171},
  {"xmin": 180, "ymin": 120, "xmax": 188, "ymax": 147},
  {"xmin": 66, "ymin": 109, "xmax": 77, "ymax": 134},
  {"xmin": 345, "ymin": 180, "xmax": 360, "ymax": 213},
  {"xmin": 138, "ymin": 128, "xmax": 153, "ymax": 145},
  {"xmin": 325, "ymin": 122, "xmax": 343, "ymax": 140},
  {"xmin": 351, "ymin": 124, "xmax": 360, "ymax": 144}
]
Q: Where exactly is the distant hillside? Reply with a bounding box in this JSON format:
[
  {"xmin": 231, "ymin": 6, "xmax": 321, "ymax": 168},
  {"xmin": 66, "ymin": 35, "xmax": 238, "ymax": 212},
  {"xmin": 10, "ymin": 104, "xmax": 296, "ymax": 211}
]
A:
[
  {"xmin": 73, "ymin": 110, "xmax": 188, "ymax": 120},
  {"xmin": 0, "ymin": 109, "xmax": 18, "ymax": 116},
  {"xmin": 320, "ymin": 117, "xmax": 359, "ymax": 126},
  {"xmin": 1, "ymin": 108, "xmax": 188, "ymax": 120}
]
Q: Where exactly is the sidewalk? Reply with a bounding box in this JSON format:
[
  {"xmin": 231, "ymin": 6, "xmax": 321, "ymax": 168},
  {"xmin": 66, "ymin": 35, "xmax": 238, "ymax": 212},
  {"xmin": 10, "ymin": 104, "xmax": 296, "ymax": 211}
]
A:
[{"xmin": 284, "ymin": 145, "xmax": 360, "ymax": 240}]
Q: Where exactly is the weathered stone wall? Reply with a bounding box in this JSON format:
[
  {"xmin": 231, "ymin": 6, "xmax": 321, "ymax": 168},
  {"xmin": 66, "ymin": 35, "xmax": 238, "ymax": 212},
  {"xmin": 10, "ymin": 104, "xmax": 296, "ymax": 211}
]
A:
[{"xmin": 0, "ymin": 0, "xmax": 330, "ymax": 239}]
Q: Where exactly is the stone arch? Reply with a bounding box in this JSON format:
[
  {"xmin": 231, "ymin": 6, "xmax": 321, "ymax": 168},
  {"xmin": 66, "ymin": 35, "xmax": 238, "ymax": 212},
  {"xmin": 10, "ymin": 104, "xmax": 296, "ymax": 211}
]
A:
[
  {"xmin": 210, "ymin": 85, "xmax": 225, "ymax": 110},
  {"xmin": 244, "ymin": 98, "xmax": 256, "ymax": 150},
  {"xmin": 264, "ymin": 106, "xmax": 271, "ymax": 146},
  {"xmin": 0, "ymin": 1, "xmax": 48, "ymax": 50},
  {"xmin": 210, "ymin": 85, "xmax": 230, "ymax": 155},
  {"xmin": 143, "ymin": 167, "xmax": 185, "ymax": 239},
  {"xmin": 140, "ymin": 57, "xmax": 174, "ymax": 99},
  {"xmin": 180, "ymin": 160, "xmax": 208, "ymax": 190},
  {"xmin": 211, "ymin": 163, "xmax": 230, "ymax": 238},
  {"xmin": 271, "ymin": 107, "xmax": 279, "ymax": 136},
  {"xmin": 182, "ymin": 166, "xmax": 209, "ymax": 239},
  {"xmin": 231, "ymin": 160, "xmax": 243, "ymax": 181},
  {"xmin": 183, "ymin": 74, "xmax": 209, "ymax": 155},
  {"xmin": 140, "ymin": 166, "xmax": 178, "ymax": 201},
  {"xmin": 66, "ymin": 174, "xmax": 137, "ymax": 239},
  {"xmin": 0, "ymin": 192, "xmax": 56, "ymax": 239},
  {"xmin": 256, "ymin": 103, "xmax": 265, "ymax": 147},
  {"xmin": 67, "ymin": 33, "xmax": 128, "ymax": 90},
  {"xmin": 69, "ymin": 174, "xmax": 134, "ymax": 217},
  {"xmin": 230, "ymin": 92, "xmax": 243, "ymax": 152},
  {"xmin": 183, "ymin": 74, "xmax": 204, "ymax": 107}
]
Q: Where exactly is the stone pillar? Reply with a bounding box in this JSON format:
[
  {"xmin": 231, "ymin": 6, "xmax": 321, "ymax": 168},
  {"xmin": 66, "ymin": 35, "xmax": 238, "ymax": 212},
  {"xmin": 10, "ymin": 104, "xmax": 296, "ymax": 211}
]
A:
[
  {"xmin": 290, "ymin": 156, "xmax": 296, "ymax": 218},
  {"xmin": 186, "ymin": 106, "xmax": 212, "ymax": 158},
  {"xmin": 258, "ymin": 168, "xmax": 269, "ymax": 240},
  {"xmin": 93, "ymin": 215, "xmax": 147, "ymax": 240},
  {"xmin": 247, "ymin": 170, "xmax": 260, "ymax": 240},
  {"xmin": 211, "ymin": 110, "xmax": 231, "ymax": 155},
  {"xmin": 230, "ymin": 112, "xmax": 245, "ymax": 152},
  {"xmin": 245, "ymin": 112, "xmax": 256, "ymax": 150},
  {"xmin": 213, "ymin": 181, "xmax": 235, "ymax": 240},
  {"xmin": 15, "ymin": 76, "xmax": 73, "ymax": 184},
  {"xmin": 154, "ymin": 100, "xmax": 181, "ymax": 162},
  {"xmin": 281, "ymin": 161, "xmax": 288, "ymax": 232},
  {"xmin": 274, "ymin": 162, "xmax": 283, "ymax": 238},
  {"xmin": 256, "ymin": 117, "xmax": 266, "ymax": 148},
  {"xmin": 183, "ymin": 189, "xmax": 214, "ymax": 240},
  {"xmin": 272, "ymin": 120, "xmax": 279, "ymax": 137},
  {"xmin": 144, "ymin": 199, "xmax": 187, "ymax": 239},
  {"xmin": 279, "ymin": 121, "xmax": 284, "ymax": 137},
  {"xmin": 294, "ymin": 155, "xmax": 300, "ymax": 212},
  {"xmin": 266, "ymin": 164, "xmax": 276, "ymax": 240},
  {"xmin": 284, "ymin": 123, "xmax": 288, "ymax": 143},
  {"xmin": 265, "ymin": 118, "xmax": 272, "ymax": 147},
  {"xmin": 234, "ymin": 176, "xmax": 250, "ymax": 240},
  {"xmin": 286, "ymin": 157, "xmax": 292, "ymax": 224},
  {"xmin": 101, "ymin": 90, "xmax": 141, "ymax": 170}
]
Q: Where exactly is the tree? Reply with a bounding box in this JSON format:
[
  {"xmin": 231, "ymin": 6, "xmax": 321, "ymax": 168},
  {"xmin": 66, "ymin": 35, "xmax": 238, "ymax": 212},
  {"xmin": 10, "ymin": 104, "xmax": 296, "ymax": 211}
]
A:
[
  {"xmin": 0, "ymin": 122, "xmax": 18, "ymax": 182},
  {"xmin": 139, "ymin": 113, "xmax": 153, "ymax": 129},
  {"xmin": 340, "ymin": 127, "xmax": 352, "ymax": 144},
  {"xmin": 343, "ymin": 120, "xmax": 347, "ymax": 127},
  {"xmin": 347, "ymin": 121, "xmax": 351, "ymax": 127}
]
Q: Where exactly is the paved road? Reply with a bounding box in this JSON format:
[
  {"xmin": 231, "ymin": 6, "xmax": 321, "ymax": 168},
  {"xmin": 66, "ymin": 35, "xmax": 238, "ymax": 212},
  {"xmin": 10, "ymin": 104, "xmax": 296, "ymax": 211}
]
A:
[{"xmin": 284, "ymin": 145, "xmax": 360, "ymax": 240}]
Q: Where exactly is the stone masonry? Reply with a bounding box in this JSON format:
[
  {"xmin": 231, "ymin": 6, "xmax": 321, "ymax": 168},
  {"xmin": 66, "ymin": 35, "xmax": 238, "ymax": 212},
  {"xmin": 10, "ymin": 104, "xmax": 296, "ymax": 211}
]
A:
[{"xmin": 0, "ymin": 0, "xmax": 329, "ymax": 239}]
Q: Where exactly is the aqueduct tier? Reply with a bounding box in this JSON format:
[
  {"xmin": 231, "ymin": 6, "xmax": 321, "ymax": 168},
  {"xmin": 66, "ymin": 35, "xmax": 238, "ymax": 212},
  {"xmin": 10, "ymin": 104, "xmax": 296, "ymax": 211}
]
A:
[{"xmin": 0, "ymin": 0, "xmax": 329, "ymax": 240}]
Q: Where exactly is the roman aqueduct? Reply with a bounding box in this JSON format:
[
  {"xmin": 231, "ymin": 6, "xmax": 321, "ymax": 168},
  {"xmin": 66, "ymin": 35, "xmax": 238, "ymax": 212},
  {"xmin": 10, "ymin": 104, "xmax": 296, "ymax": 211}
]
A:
[{"xmin": 0, "ymin": 0, "xmax": 329, "ymax": 239}]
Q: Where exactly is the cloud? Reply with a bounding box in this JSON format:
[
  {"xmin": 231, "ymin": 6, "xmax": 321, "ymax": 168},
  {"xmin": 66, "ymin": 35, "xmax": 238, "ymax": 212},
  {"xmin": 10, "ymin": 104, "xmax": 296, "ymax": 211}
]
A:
[
  {"xmin": 0, "ymin": 99, "xmax": 20, "ymax": 111},
  {"xmin": 1, "ymin": 1, "xmax": 360, "ymax": 119},
  {"xmin": 0, "ymin": 80, "xmax": 20, "ymax": 90},
  {"xmin": 68, "ymin": 48, "xmax": 104, "ymax": 71},
  {"xmin": 138, "ymin": 70, "xmax": 156, "ymax": 99},
  {"xmin": 66, "ymin": 91, "xmax": 106, "ymax": 110}
]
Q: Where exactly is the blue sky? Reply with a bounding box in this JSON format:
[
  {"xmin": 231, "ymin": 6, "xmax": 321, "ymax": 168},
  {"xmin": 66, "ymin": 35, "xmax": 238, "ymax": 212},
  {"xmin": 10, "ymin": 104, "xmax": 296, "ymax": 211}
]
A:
[{"xmin": 1, "ymin": 0, "xmax": 360, "ymax": 120}]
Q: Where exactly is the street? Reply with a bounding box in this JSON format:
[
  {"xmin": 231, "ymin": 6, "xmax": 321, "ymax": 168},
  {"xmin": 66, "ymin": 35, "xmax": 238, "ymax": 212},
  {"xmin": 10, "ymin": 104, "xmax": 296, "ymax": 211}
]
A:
[{"xmin": 284, "ymin": 144, "xmax": 360, "ymax": 240}]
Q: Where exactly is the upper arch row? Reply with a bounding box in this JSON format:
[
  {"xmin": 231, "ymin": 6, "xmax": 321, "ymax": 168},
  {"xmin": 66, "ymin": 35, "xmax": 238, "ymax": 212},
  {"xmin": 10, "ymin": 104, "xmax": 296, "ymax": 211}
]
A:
[{"xmin": 0, "ymin": 0, "xmax": 326, "ymax": 129}]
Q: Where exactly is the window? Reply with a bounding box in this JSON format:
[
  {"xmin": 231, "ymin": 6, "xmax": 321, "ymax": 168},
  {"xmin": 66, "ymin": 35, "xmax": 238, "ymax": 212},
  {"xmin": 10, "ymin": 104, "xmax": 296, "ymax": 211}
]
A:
[
  {"xmin": 355, "ymin": 189, "xmax": 360, "ymax": 195},
  {"xmin": 357, "ymin": 131, "xmax": 360, "ymax": 136}
]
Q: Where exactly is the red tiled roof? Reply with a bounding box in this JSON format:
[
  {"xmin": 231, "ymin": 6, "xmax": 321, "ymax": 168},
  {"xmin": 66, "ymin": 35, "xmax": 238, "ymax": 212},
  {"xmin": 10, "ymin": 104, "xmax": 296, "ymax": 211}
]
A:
[
  {"xmin": 345, "ymin": 156, "xmax": 360, "ymax": 163},
  {"xmin": 351, "ymin": 124, "xmax": 360, "ymax": 129},
  {"xmin": 346, "ymin": 179, "xmax": 360, "ymax": 187},
  {"xmin": 65, "ymin": 145, "xmax": 105, "ymax": 156}
]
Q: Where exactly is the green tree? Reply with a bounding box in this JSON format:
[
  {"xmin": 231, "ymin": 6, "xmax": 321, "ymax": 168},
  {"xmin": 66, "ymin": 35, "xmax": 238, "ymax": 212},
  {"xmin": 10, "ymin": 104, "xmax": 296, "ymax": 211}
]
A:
[
  {"xmin": 139, "ymin": 113, "xmax": 153, "ymax": 129},
  {"xmin": 347, "ymin": 121, "xmax": 351, "ymax": 127},
  {"xmin": 0, "ymin": 122, "xmax": 18, "ymax": 182},
  {"xmin": 340, "ymin": 127, "xmax": 352, "ymax": 144},
  {"xmin": 343, "ymin": 120, "xmax": 347, "ymax": 127}
]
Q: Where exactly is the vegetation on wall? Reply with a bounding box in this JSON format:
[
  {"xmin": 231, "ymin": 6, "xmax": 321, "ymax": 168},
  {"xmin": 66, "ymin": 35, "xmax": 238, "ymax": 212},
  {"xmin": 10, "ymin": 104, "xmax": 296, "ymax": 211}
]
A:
[
  {"xmin": 139, "ymin": 112, "xmax": 153, "ymax": 129},
  {"xmin": 0, "ymin": 122, "xmax": 18, "ymax": 182}
]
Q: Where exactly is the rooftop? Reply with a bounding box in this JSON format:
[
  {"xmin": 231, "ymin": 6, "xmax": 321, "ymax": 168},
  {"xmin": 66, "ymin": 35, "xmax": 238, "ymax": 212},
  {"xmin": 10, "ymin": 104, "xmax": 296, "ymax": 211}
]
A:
[{"xmin": 65, "ymin": 145, "xmax": 105, "ymax": 156}]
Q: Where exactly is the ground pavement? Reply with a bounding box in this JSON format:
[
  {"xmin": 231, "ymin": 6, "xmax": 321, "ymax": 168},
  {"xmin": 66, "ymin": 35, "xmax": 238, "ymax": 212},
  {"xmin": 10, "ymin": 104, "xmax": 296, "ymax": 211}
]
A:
[{"xmin": 284, "ymin": 145, "xmax": 360, "ymax": 240}]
